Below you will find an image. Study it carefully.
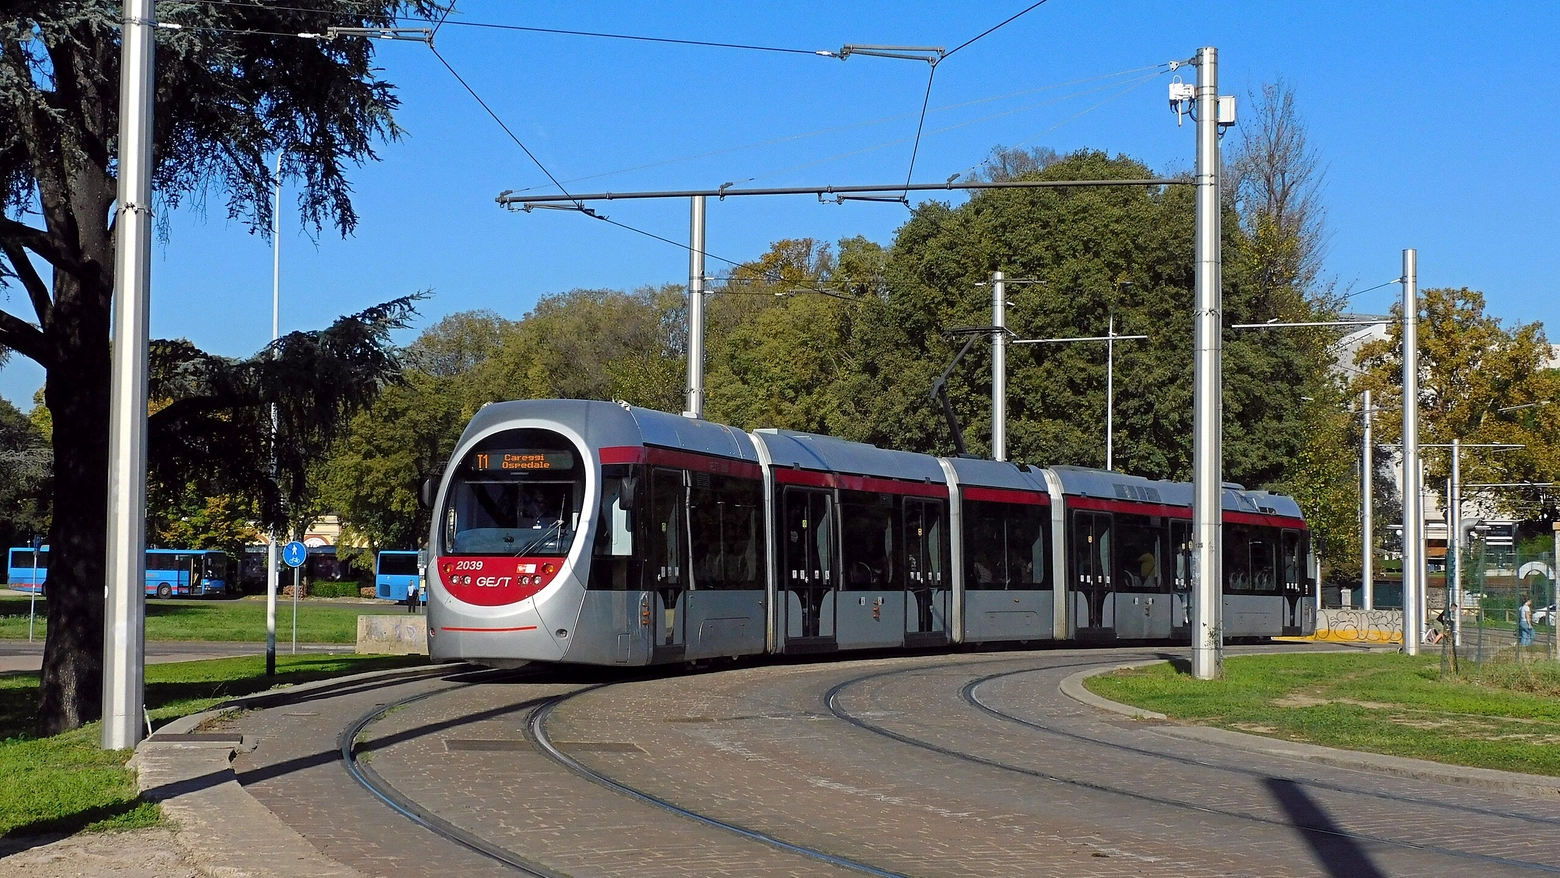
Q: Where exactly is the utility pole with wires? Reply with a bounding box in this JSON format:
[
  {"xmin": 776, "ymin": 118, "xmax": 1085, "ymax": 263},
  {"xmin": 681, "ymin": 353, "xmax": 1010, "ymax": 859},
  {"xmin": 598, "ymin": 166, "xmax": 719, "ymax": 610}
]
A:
[
  {"xmin": 103, "ymin": 0, "xmax": 156, "ymax": 750},
  {"xmin": 684, "ymin": 195, "xmax": 707, "ymax": 419}
]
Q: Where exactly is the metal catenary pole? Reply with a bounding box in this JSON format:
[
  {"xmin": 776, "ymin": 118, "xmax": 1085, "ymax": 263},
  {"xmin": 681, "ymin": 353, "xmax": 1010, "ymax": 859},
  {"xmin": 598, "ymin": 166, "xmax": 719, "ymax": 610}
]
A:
[
  {"xmin": 1451, "ymin": 438, "xmax": 1462, "ymax": 646},
  {"xmin": 992, "ymin": 271, "xmax": 1006, "ymax": 461},
  {"xmin": 1190, "ymin": 45, "xmax": 1224, "ymax": 680},
  {"xmin": 685, "ymin": 195, "xmax": 707, "ymax": 419},
  {"xmin": 27, "ymin": 542, "xmax": 39, "ymax": 642},
  {"xmin": 1400, "ymin": 248, "xmax": 1421, "ymax": 655},
  {"xmin": 267, "ymin": 151, "xmax": 282, "ymax": 676},
  {"xmin": 1362, "ymin": 389, "xmax": 1374, "ymax": 611},
  {"xmin": 103, "ymin": 0, "xmax": 156, "ymax": 749},
  {"xmin": 1106, "ymin": 313, "xmax": 1116, "ymax": 471}
]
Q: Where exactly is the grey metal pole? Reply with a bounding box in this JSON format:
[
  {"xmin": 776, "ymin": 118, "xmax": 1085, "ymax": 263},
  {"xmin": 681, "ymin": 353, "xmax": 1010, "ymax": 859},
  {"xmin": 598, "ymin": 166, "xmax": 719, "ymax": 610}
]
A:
[
  {"xmin": 27, "ymin": 550, "xmax": 38, "ymax": 642},
  {"xmin": 1106, "ymin": 313, "xmax": 1115, "ymax": 471},
  {"xmin": 684, "ymin": 195, "xmax": 707, "ymax": 419},
  {"xmin": 291, "ymin": 563, "xmax": 299, "ymax": 655},
  {"xmin": 992, "ymin": 271, "xmax": 1006, "ymax": 461},
  {"xmin": 1451, "ymin": 439, "xmax": 1462, "ymax": 646},
  {"xmin": 1363, "ymin": 389, "xmax": 1374, "ymax": 611},
  {"xmin": 1190, "ymin": 46, "xmax": 1224, "ymax": 680},
  {"xmin": 103, "ymin": 0, "xmax": 156, "ymax": 750},
  {"xmin": 266, "ymin": 152, "xmax": 281, "ymax": 677},
  {"xmin": 1552, "ymin": 523, "xmax": 1559, "ymax": 661},
  {"xmin": 1401, "ymin": 249, "xmax": 1420, "ymax": 655}
]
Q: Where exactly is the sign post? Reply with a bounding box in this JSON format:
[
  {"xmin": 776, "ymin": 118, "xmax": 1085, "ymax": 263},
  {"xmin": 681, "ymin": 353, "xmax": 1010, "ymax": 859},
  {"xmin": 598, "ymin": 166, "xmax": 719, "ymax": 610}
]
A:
[
  {"xmin": 27, "ymin": 535, "xmax": 42, "ymax": 642},
  {"xmin": 281, "ymin": 540, "xmax": 307, "ymax": 663}
]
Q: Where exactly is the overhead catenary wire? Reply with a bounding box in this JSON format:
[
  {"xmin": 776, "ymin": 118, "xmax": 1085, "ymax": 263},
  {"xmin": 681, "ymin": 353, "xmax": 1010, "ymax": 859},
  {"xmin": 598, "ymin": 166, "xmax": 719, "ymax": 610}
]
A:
[{"xmin": 178, "ymin": 0, "xmax": 841, "ymax": 56}]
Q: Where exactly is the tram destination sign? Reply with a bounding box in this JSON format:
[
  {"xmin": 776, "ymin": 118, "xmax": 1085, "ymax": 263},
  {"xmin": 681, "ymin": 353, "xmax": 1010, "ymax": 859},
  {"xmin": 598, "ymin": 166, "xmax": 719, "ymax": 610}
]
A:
[{"xmin": 467, "ymin": 449, "xmax": 575, "ymax": 472}]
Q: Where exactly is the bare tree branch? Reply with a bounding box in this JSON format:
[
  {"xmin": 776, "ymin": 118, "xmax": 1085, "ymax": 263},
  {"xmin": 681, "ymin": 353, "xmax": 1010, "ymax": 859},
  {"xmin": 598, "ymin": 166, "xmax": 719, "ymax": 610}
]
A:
[
  {"xmin": 1, "ymin": 241, "xmax": 52, "ymax": 326},
  {"xmin": 0, "ymin": 307, "xmax": 50, "ymax": 366}
]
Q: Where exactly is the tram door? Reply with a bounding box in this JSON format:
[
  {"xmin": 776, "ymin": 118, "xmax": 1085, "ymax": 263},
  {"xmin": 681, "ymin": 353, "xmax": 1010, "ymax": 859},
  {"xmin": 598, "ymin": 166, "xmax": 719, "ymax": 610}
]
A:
[
  {"xmin": 1072, "ymin": 511, "xmax": 1114, "ymax": 639},
  {"xmin": 648, "ymin": 467, "xmax": 688, "ymax": 657},
  {"xmin": 903, "ymin": 498, "xmax": 950, "ymax": 645},
  {"xmin": 1171, "ymin": 520, "xmax": 1193, "ymax": 640},
  {"xmin": 1281, "ymin": 528, "xmax": 1303, "ymax": 635},
  {"xmin": 782, "ymin": 488, "xmax": 836, "ymax": 646}
]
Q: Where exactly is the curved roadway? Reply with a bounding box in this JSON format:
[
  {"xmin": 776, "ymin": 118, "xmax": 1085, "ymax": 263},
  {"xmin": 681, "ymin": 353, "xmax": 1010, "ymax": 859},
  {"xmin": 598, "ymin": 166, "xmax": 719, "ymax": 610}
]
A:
[{"xmin": 226, "ymin": 645, "xmax": 1560, "ymax": 877}]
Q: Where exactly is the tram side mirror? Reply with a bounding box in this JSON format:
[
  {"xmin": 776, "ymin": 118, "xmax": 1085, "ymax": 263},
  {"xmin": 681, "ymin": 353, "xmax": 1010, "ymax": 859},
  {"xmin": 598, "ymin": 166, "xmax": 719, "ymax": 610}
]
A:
[
  {"xmin": 417, "ymin": 474, "xmax": 438, "ymax": 510},
  {"xmin": 618, "ymin": 475, "xmax": 638, "ymax": 510}
]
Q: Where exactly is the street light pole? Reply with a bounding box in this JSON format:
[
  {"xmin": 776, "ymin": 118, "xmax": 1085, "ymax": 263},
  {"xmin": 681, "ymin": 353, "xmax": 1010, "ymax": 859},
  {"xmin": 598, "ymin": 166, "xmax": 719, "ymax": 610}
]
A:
[
  {"xmin": 266, "ymin": 151, "xmax": 281, "ymax": 677},
  {"xmin": 1401, "ymin": 249, "xmax": 1421, "ymax": 655},
  {"xmin": 103, "ymin": 0, "xmax": 156, "ymax": 750},
  {"xmin": 1451, "ymin": 438, "xmax": 1461, "ymax": 646},
  {"xmin": 1190, "ymin": 45, "xmax": 1224, "ymax": 680}
]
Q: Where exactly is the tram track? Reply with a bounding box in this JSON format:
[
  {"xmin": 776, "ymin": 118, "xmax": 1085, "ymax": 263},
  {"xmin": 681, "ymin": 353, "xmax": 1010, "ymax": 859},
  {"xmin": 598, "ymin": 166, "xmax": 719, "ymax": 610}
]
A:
[
  {"xmin": 527, "ymin": 684, "xmax": 913, "ymax": 878},
  {"xmin": 961, "ymin": 665, "xmax": 1560, "ymax": 827},
  {"xmin": 824, "ymin": 657, "xmax": 1560, "ymax": 874},
  {"xmin": 339, "ymin": 667, "xmax": 573, "ymax": 878}
]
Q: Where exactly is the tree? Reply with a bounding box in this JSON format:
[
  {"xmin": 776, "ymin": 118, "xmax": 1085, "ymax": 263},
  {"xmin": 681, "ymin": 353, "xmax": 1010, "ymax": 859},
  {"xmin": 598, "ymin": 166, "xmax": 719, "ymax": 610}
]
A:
[
  {"xmin": 1353, "ymin": 287, "xmax": 1560, "ymax": 522},
  {"xmin": 0, "ymin": 397, "xmax": 50, "ymax": 552},
  {"xmin": 1, "ymin": 0, "xmax": 437, "ymax": 731}
]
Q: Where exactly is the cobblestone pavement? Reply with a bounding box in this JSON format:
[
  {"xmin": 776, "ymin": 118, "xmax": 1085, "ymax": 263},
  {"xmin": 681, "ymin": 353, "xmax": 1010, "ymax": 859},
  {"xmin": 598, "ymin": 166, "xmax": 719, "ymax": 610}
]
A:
[{"xmin": 227, "ymin": 646, "xmax": 1560, "ymax": 877}]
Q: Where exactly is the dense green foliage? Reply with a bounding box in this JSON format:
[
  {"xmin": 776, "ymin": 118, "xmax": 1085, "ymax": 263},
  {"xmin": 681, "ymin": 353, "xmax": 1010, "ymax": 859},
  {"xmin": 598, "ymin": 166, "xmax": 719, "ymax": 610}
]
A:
[{"xmin": 1087, "ymin": 652, "xmax": 1560, "ymax": 776}]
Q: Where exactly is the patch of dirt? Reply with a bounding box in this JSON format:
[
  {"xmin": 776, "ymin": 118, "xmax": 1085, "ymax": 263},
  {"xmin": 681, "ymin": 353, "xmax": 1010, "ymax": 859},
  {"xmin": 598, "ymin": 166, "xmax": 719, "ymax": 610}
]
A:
[
  {"xmin": 0, "ymin": 828, "xmax": 200, "ymax": 878},
  {"xmin": 1233, "ymin": 722, "xmax": 1279, "ymax": 734},
  {"xmin": 1272, "ymin": 693, "xmax": 1329, "ymax": 708}
]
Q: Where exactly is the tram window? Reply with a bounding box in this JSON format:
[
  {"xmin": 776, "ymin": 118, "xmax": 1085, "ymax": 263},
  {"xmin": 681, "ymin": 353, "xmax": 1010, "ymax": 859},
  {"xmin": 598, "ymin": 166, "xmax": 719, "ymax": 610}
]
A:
[
  {"xmin": 1224, "ymin": 525, "xmax": 1252, "ymax": 591},
  {"xmin": 840, "ymin": 491, "xmax": 898, "ymax": 590},
  {"xmin": 962, "ymin": 500, "xmax": 1048, "ymax": 590},
  {"xmin": 1250, "ymin": 529, "xmax": 1277, "ymax": 593},
  {"xmin": 687, "ymin": 473, "xmax": 765, "ymax": 589},
  {"xmin": 443, "ymin": 428, "xmax": 585, "ymax": 557},
  {"xmin": 590, "ymin": 464, "xmax": 640, "ymax": 591},
  {"xmin": 1115, "ymin": 514, "xmax": 1164, "ymax": 592},
  {"xmin": 1282, "ymin": 529, "xmax": 1301, "ymax": 590},
  {"xmin": 648, "ymin": 468, "xmax": 685, "ymax": 588}
]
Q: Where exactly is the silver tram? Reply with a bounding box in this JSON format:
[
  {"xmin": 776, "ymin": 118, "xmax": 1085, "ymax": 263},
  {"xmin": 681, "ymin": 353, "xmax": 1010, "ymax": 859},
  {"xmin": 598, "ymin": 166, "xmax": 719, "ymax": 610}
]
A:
[{"xmin": 425, "ymin": 399, "xmax": 1316, "ymax": 666}]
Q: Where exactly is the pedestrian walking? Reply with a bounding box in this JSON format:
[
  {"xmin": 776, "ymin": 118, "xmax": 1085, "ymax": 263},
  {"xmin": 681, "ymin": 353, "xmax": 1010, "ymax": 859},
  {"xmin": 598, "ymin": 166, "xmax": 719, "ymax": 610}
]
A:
[
  {"xmin": 1518, "ymin": 597, "xmax": 1535, "ymax": 647},
  {"xmin": 407, "ymin": 578, "xmax": 420, "ymax": 614}
]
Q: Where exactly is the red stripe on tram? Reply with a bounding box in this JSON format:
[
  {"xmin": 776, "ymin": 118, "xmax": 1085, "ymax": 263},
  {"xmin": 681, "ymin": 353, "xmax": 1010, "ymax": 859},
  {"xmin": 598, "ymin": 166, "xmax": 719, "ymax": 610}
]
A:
[{"xmin": 440, "ymin": 625, "xmax": 539, "ymax": 633}]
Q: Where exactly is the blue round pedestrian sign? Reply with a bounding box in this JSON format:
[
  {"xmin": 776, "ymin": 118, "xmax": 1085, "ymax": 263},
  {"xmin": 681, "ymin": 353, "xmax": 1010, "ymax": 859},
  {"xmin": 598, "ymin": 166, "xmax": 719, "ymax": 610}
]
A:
[{"xmin": 282, "ymin": 541, "xmax": 308, "ymax": 568}]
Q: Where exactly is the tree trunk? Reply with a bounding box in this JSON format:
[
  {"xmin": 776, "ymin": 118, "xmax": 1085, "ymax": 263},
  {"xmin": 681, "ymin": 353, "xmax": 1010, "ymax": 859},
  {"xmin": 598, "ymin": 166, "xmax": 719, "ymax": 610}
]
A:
[{"xmin": 36, "ymin": 273, "xmax": 112, "ymax": 736}]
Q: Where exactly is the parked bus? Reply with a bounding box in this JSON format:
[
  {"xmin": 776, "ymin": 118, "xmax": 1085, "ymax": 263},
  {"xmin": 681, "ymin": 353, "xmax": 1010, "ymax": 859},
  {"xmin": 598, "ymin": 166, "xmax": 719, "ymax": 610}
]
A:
[
  {"xmin": 6, "ymin": 546, "xmax": 48, "ymax": 593},
  {"xmin": 145, "ymin": 549, "xmax": 232, "ymax": 598},
  {"xmin": 8, "ymin": 547, "xmax": 231, "ymax": 598},
  {"xmin": 375, "ymin": 550, "xmax": 421, "ymax": 601}
]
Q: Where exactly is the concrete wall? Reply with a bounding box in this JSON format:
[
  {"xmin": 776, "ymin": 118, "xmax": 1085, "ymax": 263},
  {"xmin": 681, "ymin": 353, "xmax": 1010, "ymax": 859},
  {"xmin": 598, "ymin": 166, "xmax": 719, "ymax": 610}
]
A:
[
  {"xmin": 1313, "ymin": 607, "xmax": 1404, "ymax": 644},
  {"xmin": 356, "ymin": 614, "xmax": 428, "ymax": 655}
]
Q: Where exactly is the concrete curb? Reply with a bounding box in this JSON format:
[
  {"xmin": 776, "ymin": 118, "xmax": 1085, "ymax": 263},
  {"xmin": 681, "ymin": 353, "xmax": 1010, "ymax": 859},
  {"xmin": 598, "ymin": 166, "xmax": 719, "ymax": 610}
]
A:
[
  {"xmin": 1058, "ymin": 663, "xmax": 1168, "ymax": 720},
  {"xmin": 133, "ymin": 661, "xmax": 469, "ymax": 878},
  {"xmin": 1060, "ymin": 659, "xmax": 1560, "ymax": 800}
]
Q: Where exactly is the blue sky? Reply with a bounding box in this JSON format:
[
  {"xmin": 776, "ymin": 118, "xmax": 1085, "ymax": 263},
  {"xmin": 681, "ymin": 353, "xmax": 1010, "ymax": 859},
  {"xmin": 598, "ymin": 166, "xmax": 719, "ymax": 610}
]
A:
[{"xmin": 3, "ymin": 0, "xmax": 1557, "ymax": 406}]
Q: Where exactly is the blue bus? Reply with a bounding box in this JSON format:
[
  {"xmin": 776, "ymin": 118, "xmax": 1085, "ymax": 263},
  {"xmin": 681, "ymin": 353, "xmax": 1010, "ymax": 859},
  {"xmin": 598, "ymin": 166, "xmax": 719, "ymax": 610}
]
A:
[
  {"xmin": 7, "ymin": 547, "xmax": 231, "ymax": 598},
  {"xmin": 375, "ymin": 550, "xmax": 420, "ymax": 601},
  {"xmin": 145, "ymin": 549, "xmax": 232, "ymax": 598},
  {"xmin": 6, "ymin": 546, "xmax": 48, "ymax": 593}
]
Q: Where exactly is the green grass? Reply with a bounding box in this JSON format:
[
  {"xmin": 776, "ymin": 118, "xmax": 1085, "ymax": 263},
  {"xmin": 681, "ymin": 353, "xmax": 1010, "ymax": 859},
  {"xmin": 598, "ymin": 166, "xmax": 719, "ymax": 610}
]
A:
[
  {"xmin": 0, "ymin": 595, "xmax": 382, "ymax": 643},
  {"xmin": 1085, "ymin": 652, "xmax": 1560, "ymax": 777},
  {"xmin": 0, "ymin": 653, "xmax": 427, "ymax": 839}
]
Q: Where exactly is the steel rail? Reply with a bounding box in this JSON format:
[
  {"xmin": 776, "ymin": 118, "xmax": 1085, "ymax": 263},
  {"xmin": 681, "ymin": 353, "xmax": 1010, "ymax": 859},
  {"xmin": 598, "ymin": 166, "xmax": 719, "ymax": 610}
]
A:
[
  {"xmin": 528, "ymin": 686, "xmax": 912, "ymax": 878},
  {"xmin": 339, "ymin": 668, "xmax": 570, "ymax": 878},
  {"xmin": 819, "ymin": 656, "xmax": 1560, "ymax": 873},
  {"xmin": 959, "ymin": 666, "xmax": 1560, "ymax": 829}
]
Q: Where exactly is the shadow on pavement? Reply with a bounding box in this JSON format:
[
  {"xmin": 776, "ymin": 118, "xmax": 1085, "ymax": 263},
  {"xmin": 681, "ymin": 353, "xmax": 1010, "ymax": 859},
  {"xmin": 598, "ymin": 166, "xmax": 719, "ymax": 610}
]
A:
[{"xmin": 1264, "ymin": 777, "xmax": 1387, "ymax": 878}]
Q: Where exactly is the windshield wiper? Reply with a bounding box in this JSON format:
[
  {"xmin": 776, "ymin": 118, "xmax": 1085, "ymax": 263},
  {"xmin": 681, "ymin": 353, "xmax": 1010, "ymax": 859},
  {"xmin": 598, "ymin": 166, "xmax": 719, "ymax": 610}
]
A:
[{"xmin": 512, "ymin": 519, "xmax": 565, "ymax": 557}]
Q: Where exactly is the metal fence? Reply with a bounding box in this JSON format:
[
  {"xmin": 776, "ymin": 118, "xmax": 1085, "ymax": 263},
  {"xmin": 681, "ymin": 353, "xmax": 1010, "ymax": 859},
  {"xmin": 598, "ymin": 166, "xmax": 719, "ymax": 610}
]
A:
[{"xmin": 1437, "ymin": 547, "xmax": 1558, "ymax": 668}]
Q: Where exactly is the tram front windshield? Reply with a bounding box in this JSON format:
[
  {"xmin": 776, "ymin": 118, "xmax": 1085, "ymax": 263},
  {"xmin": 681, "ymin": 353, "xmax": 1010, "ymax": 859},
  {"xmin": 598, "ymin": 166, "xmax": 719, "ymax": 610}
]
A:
[{"xmin": 443, "ymin": 430, "xmax": 586, "ymax": 557}]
